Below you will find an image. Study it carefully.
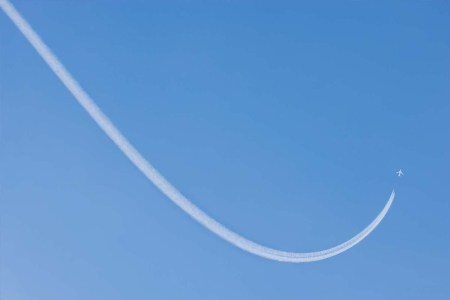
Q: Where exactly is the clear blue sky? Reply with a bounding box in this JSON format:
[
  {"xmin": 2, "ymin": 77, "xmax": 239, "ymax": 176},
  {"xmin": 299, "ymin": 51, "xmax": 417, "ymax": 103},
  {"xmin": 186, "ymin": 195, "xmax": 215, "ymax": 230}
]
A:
[{"xmin": 1, "ymin": 1, "xmax": 449, "ymax": 299}]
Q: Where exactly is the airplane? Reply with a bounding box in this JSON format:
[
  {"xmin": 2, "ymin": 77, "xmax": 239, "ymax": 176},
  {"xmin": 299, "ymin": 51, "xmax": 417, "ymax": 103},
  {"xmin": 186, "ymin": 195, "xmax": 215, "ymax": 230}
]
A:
[{"xmin": 396, "ymin": 169, "xmax": 404, "ymax": 177}]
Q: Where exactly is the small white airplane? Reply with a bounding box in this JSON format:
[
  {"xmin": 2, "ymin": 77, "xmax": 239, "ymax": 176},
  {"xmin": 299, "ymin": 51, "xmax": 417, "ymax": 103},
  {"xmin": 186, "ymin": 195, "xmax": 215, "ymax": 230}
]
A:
[{"xmin": 396, "ymin": 169, "xmax": 404, "ymax": 177}]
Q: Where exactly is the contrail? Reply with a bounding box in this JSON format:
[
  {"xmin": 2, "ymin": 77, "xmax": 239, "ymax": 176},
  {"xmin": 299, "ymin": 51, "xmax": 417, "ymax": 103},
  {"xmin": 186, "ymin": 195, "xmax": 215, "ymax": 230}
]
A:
[{"xmin": 0, "ymin": 0, "xmax": 395, "ymax": 262}]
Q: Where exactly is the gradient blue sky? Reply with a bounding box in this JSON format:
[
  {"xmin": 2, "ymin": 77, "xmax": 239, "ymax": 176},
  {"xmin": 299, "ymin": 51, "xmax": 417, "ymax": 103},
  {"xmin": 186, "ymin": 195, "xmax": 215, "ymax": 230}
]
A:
[{"xmin": 1, "ymin": 1, "xmax": 449, "ymax": 299}]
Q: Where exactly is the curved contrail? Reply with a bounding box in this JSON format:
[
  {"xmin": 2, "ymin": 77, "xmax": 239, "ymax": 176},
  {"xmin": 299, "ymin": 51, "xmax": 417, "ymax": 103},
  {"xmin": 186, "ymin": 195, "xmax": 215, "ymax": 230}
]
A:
[{"xmin": 1, "ymin": 0, "xmax": 395, "ymax": 263}]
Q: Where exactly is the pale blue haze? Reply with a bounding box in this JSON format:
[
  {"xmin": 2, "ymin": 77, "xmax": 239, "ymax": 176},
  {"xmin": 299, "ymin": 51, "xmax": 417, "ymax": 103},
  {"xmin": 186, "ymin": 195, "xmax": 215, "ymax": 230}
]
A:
[{"xmin": 1, "ymin": 1, "xmax": 449, "ymax": 299}]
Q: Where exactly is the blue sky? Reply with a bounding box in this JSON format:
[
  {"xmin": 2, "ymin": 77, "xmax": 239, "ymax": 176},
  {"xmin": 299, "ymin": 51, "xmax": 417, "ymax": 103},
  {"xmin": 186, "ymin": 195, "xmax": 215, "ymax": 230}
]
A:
[{"xmin": 1, "ymin": 0, "xmax": 449, "ymax": 299}]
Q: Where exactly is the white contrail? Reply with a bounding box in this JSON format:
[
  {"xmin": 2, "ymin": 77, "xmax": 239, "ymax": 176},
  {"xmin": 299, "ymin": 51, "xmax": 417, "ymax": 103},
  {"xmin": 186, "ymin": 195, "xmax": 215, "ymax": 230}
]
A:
[{"xmin": 0, "ymin": 0, "xmax": 395, "ymax": 262}]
